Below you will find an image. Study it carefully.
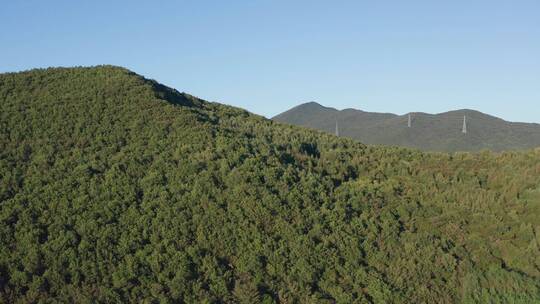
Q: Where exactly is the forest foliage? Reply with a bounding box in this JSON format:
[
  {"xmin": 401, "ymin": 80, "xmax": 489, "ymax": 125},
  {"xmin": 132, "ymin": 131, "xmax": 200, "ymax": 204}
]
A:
[{"xmin": 1, "ymin": 66, "xmax": 540, "ymax": 303}]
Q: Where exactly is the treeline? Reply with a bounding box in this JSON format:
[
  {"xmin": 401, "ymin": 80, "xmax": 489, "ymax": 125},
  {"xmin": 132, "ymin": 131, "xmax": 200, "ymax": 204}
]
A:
[{"xmin": 1, "ymin": 66, "xmax": 539, "ymax": 303}]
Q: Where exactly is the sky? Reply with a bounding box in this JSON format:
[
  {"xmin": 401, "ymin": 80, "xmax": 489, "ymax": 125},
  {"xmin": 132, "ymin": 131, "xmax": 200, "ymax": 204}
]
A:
[{"xmin": 1, "ymin": 0, "xmax": 539, "ymax": 122}]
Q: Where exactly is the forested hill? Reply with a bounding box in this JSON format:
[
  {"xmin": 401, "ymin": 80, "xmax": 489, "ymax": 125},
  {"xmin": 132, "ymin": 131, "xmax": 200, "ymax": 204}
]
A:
[
  {"xmin": 1, "ymin": 66, "xmax": 540, "ymax": 303},
  {"xmin": 273, "ymin": 102, "xmax": 540, "ymax": 152}
]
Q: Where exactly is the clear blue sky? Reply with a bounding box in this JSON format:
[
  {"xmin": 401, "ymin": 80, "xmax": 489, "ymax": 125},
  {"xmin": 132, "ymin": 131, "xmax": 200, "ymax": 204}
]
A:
[{"xmin": 2, "ymin": 1, "xmax": 539, "ymax": 122}]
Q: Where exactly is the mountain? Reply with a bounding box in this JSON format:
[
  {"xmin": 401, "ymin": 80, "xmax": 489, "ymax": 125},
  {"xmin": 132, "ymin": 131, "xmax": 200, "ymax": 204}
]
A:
[
  {"xmin": 1, "ymin": 66, "xmax": 540, "ymax": 303},
  {"xmin": 273, "ymin": 102, "xmax": 540, "ymax": 152}
]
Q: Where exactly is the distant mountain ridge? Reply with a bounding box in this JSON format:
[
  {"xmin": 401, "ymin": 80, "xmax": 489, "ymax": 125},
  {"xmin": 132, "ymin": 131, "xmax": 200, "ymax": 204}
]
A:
[{"xmin": 273, "ymin": 102, "xmax": 540, "ymax": 152}]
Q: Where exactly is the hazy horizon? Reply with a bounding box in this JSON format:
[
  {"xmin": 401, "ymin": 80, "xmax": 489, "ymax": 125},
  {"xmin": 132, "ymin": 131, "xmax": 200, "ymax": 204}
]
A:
[
  {"xmin": 2, "ymin": 1, "xmax": 539, "ymax": 122},
  {"xmin": 274, "ymin": 100, "xmax": 540, "ymax": 124}
]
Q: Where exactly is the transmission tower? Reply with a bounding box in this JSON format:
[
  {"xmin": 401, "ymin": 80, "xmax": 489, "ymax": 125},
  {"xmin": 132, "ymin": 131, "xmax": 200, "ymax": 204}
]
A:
[
  {"xmin": 462, "ymin": 115, "xmax": 467, "ymax": 134},
  {"xmin": 407, "ymin": 113, "xmax": 412, "ymax": 128},
  {"xmin": 335, "ymin": 119, "xmax": 339, "ymax": 137}
]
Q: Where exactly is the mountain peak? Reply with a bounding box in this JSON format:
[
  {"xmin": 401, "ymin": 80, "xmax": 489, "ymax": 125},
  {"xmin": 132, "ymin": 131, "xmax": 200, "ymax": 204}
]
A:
[
  {"xmin": 296, "ymin": 101, "xmax": 335, "ymax": 110},
  {"xmin": 303, "ymin": 101, "xmax": 323, "ymax": 107}
]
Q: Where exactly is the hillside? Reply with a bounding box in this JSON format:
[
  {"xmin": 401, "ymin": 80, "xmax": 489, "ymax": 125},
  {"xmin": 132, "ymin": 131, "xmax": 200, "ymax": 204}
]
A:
[
  {"xmin": 273, "ymin": 102, "xmax": 540, "ymax": 152},
  {"xmin": 1, "ymin": 66, "xmax": 540, "ymax": 303}
]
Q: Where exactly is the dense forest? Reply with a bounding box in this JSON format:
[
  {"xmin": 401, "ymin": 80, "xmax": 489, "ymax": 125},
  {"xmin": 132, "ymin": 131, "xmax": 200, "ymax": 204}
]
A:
[{"xmin": 1, "ymin": 66, "xmax": 539, "ymax": 303}]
